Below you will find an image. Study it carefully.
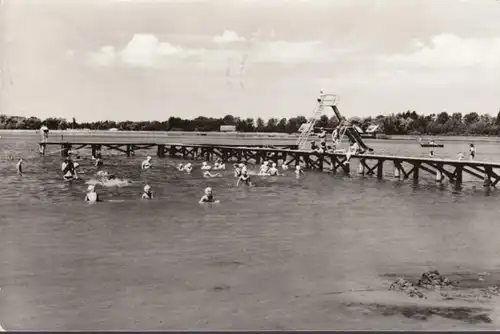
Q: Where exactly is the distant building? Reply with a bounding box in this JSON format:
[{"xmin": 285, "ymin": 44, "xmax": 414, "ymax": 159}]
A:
[{"xmin": 220, "ymin": 125, "xmax": 237, "ymax": 132}]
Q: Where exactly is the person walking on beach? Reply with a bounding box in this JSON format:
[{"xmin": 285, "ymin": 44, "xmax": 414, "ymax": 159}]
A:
[
  {"xmin": 16, "ymin": 158, "xmax": 24, "ymax": 175},
  {"xmin": 469, "ymin": 144, "xmax": 475, "ymax": 160}
]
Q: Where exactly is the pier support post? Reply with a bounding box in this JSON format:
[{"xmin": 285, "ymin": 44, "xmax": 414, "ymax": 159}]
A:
[
  {"xmin": 318, "ymin": 154, "xmax": 324, "ymax": 172},
  {"xmin": 61, "ymin": 143, "xmax": 71, "ymax": 157},
  {"xmin": 377, "ymin": 160, "xmax": 384, "ymax": 179},
  {"xmin": 126, "ymin": 145, "xmax": 132, "ymax": 157},
  {"xmin": 413, "ymin": 163, "xmax": 420, "ymax": 184},
  {"xmin": 455, "ymin": 165, "xmax": 463, "ymax": 189},
  {"xmin": 393, "ymin": 161, "xmax": 401, "ymax": 179},
  {"xmin": 157, "ymin": 144, "xmax": 165, "ymax": 157},
  {"xmin": 484, "ymin": 166, "xmax": 492, "ymax": 187}
]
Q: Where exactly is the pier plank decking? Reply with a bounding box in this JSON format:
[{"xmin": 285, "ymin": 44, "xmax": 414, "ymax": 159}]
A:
[{"xmin": 38, "ymin": 141, "xmax": 500, "ymax": 188}]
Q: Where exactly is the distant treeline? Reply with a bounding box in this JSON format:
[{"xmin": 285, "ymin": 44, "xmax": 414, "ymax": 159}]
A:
[{"xmin": 1, "ymin": 110, "xmax": 500, "ymax": 135}]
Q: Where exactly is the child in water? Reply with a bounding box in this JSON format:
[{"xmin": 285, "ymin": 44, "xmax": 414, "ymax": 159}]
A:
[
  {"xmin": 268, "ymin": 163, "xmax": 280, "ymax": 176},
  {"xmin": 16, "ymin": 158, "xmax": 23, "ymax": 175},
  {"xmin": 177, "ymin": 163, "xmax": 184, "ymax": 171},
  {"xmin": 295, "ymin": 165, "xmax": 304, "ymax": 179},
  {"xmin": 61, "ymin": 157, "xmax": 78, "ymax": 181},
  {"xmin": 183, "ymin": 163, "xmax": 193, "ymax": 173},
  {"xmin": 84, "ymin": 184, "xmax": 100, "ymax": 203},
  {"xmin": 141, "ymin": 156, "xmax": 152, "ymax": 170},
  {"xmin": 199, "ymin": 187, "xmax": 220, "ymax": 204},
  {"xmin": 142, "ymin": 185, "xmax": 154, "ymax": 199},
  {"xmin": 237, "ymin": 169, "xmax": 252, "ymax": 186},
  {"xmin": 201, "ymin": 162, "xmax": 212, "ymax": 170}
]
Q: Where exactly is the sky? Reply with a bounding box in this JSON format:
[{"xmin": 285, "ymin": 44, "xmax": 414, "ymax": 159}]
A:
[{"xmin": 1, "ymin": 0, "xmax": 500, "ymax": 122}]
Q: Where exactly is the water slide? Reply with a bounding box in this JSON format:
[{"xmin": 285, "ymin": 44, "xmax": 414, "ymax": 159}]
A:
[{"xmin": 331, "ymin": 105, "xmax": 373, "ymax": 152}]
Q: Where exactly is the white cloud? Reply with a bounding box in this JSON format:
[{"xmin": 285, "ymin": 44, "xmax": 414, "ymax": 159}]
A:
[
  {"xmin": 212, "ymin": 30, "xmax": 246, "ymax": 44},
  {"xmin": 385, "ymin": 34, "xmax": 500, "ymax": 69},
  {"xmin": 88, "ymin": 33, "xmax": 350, "ymax": 68},
  {"xmin": 88, "ymin": 34, "xmax": 204, "ymax": 68}
]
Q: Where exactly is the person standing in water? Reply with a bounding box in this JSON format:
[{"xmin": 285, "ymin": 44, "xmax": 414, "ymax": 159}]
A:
[
  {"xmin": 469, "ymin": 144, "xmax": 475, "ymax": 160},
  {"xmin": 268, "ymin": 163, "xmax": 280, "ymax": 176},
  {"xmin": 61, "ymin": 157, "xmax": 77, "ymax": 181},
  {"xmin": 141, "ymin": 156, "xmax": 153, "ymax": 170},
  {"xmin": 142, "ymin": 185, "xmax": 153, "ymax": 199},
  {"xmin": 199, "ymin": 187, "xmax": 220, "ymax": 204},
  {"xmin": 295, "ymin": 165, "xmax": 304, "ymax": 179},
  {"xmin": 16, "ymin": 158, "xmax": 24, "ymax": 175},
  {"xmin": 84, "ymin": 184, "xmax": 100, "ymax": 203},
  {"xmin": 237, "ymin": 169, "xmax": 252, "ymax": 186}
]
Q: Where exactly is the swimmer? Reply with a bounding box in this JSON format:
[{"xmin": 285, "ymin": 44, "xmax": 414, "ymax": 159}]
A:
[
  {"xmin": 469, "ymin": 143, "xmax": 475, "ymax": 160},
  {"xmin": 457, "ymin": 152, "xmax": 465, "ymax": 161},
  {"xmin": 295, "ymin": 165, "xmax": 304, "ymax": 179},
  {"xmin": 141, "ymin": 156, "xmax": 152, "ymax": 170},
  {"xmin": 142, "ymin": 185, "xmax": 153, "ymax": 199},
  {"xmin": 268, "ymin": 163, "xmax": 280, "ymax": 176},
  {"xmin": 201, "ymin": 161, "xmax": 211, "ymax": 170},
  {"xmin": 183, "ymin": 163, "xmax": 193, "ymax": 173},
  {"xmin": 282, "ymin": 163, "xmax": 289, "ymax": 171},
  {"xmin": 236, "ymin": 169, "xmax": 252, "ymax": 186},
  {"xmin": 213, "ymin": 159, "xmax": 226, "ymax": 170},
  {"xmin": 61, "ymin": 157, "xmax": 78, "ymax": 181},
  {"xmin": 258, "ymin": 161, "xmax": 270, "ymax": 175},
  {"xmin": 203, "ymin": 171, "xmax": 222, "ymax": 178},
  {"xmin": 177, "ymin": 163, "xmax": 184, "ymax": 171},
  {"xmin": 95, "ymin": 157, "xmax": 104, "ymax": 167},
  {"xmin": 199, "ymin": 187, "xmax": 220, "ymax": 204},
  {"xmin": 234, "ymin": 164, "xmax": 242, "ymax": 178},
  {"xmin": 84, "ymin": 184, "xmax": 101, "ymax": 203},
  {"xmin": 16, "ymin": 158, "xmax": 23, "ymax": 175}
]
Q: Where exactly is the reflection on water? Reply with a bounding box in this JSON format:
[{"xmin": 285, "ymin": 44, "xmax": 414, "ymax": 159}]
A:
[{"xmin": 1, "ymin": 135, "xmax": 500, "ymax": 330}]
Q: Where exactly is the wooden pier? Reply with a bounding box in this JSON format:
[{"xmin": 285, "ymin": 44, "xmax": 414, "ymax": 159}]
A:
[{"xmin": 38, "ymin": 141, "xmax": 500, "ymax": 188}]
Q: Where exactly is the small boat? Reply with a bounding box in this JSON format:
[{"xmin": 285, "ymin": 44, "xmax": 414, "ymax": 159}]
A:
[{"xmin": 420, "ymin": 143, "xmax": 444, "ymax": 148}]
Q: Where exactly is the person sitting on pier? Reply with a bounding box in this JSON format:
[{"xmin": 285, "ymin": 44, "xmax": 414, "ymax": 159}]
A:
[
  {"xmin": 469, "ymin": 144, "xmax": 475, "ymax": 160},
  {"xmin": 16, "ymin": 158, "xmax": 24, "ymax": 175},
  {"xmin": 295, "ymin": 165, "xmax": 304, "ymax": 179},
  {"xmin": 177, "ymin": 163, "xmax": 184, "ymax": 171},
  {"xmin": 310, "ymin": 141, "xmax": 319, "ymax": 152},
  {"xmin": 237, "ymin": 169, "xmax": 252, "ymax": 187},
  {"xmin": 268, "ymin": 163, "xmax": 280, "ymax": 176},
  {"xmin": 203, "ymin": 170, "xmax": 222, "ymax": 178},
  {"xmin": 61, "ymin": 157, "xmax": 78, "ymax": 181},
  {"xmin": 344, "ymin": 142, "xmax": 360, "ymax": 165},
  {"xmin": 201, "ymin": 162, "xmax": 212, "ymax": 170},
  {"xmin": 457, "ymin": 152, "xmax": 465, "ymax": 161},
  {"xmin": 142, "ymin": 185, "xmax": 154, "ymax": 199},
  {"xmin": 182, "ymin": 163, "xmax": 193, "ymax": 173},
  {"xmin": 199, "ymin": 187, "xmax": 220, "ymax": 204},
  {"xmin": 141, "ymin": 156, "xmax": 153, "ymax": 170},
  {"xmin": 84, "ymin": 184, "xmax": 101, "ymax": 203}
]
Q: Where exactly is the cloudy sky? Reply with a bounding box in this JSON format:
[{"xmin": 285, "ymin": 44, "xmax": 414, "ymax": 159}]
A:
[{"xmin": 1, "ymin": 0, "xmax": 500, "ymax": 122}]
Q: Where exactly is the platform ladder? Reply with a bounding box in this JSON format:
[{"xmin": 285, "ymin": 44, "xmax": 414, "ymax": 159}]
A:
[{"xmin": 296, "ymin": 91, "xmax": 339, "ymax": 150}]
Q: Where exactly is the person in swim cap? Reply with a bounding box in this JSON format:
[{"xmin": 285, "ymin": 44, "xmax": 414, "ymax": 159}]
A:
[
  {"xmin": 142, "ymin": 184, "xmax": 153, "ymax": 199},
  {"xmin": 201, "ymin": 161, "xmax": 211, "ymax": 170},
  {"xmin": 268, "ymin": 162, "xmax": 280, "ymax": 176},
  {"xmin": 237, "ymin": 168, "xmax": 252, "ymax": 186},
  {"xmin": 295, "ymin": 165, "xmax": 304, "ymax": 179},
  {"xmin": 141, "ymin": 156, "xmax": 152, "ymax": 170},
  {"xmin": 84, "ymin": 184, "xmax": 100, "ymax": 203},
  {"xmin": 199, "ymin": 187, "xmax": 220, "ymax": 204},
  {"xmin": 183, "ymin": 163, "xmax": 193, "ymax": 173}
]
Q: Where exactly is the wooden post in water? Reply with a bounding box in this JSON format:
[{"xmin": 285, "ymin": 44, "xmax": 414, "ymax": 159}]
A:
[
  {"xmin": 413, "ymin": 162, "xmax": 420, "ymax": 184},
  {"xmin": 377, "ymin": 160, "xmax": 384, "ymax": 179},
  {"xmin": 61, "ymin": 143, "xmax": 71, "ymax": 157},
  {"xmin": 484, "ymin": 166, "xmax": 492, "ymax": 188},
  {"xmin": 126, "ymin": 145, "xmax": 131, "ymax": 157},
  {"xmin": 455, "ymin": 165, "xmax": 463, "ymax": 189},
  {"xmin": 157, "ymin": 144, "xmax": 165, "ymax": 157}
]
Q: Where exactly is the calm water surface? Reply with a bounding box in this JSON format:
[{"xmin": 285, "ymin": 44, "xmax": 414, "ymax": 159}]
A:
[{"xmin": 1, "ymin": 135, "xmax": 500, "ymax": 330}]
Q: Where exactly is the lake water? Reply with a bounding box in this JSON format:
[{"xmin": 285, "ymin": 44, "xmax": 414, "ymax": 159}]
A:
[{"xmin": 1, "ymin": 134, "xmax": 500, "ymax": 330}]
